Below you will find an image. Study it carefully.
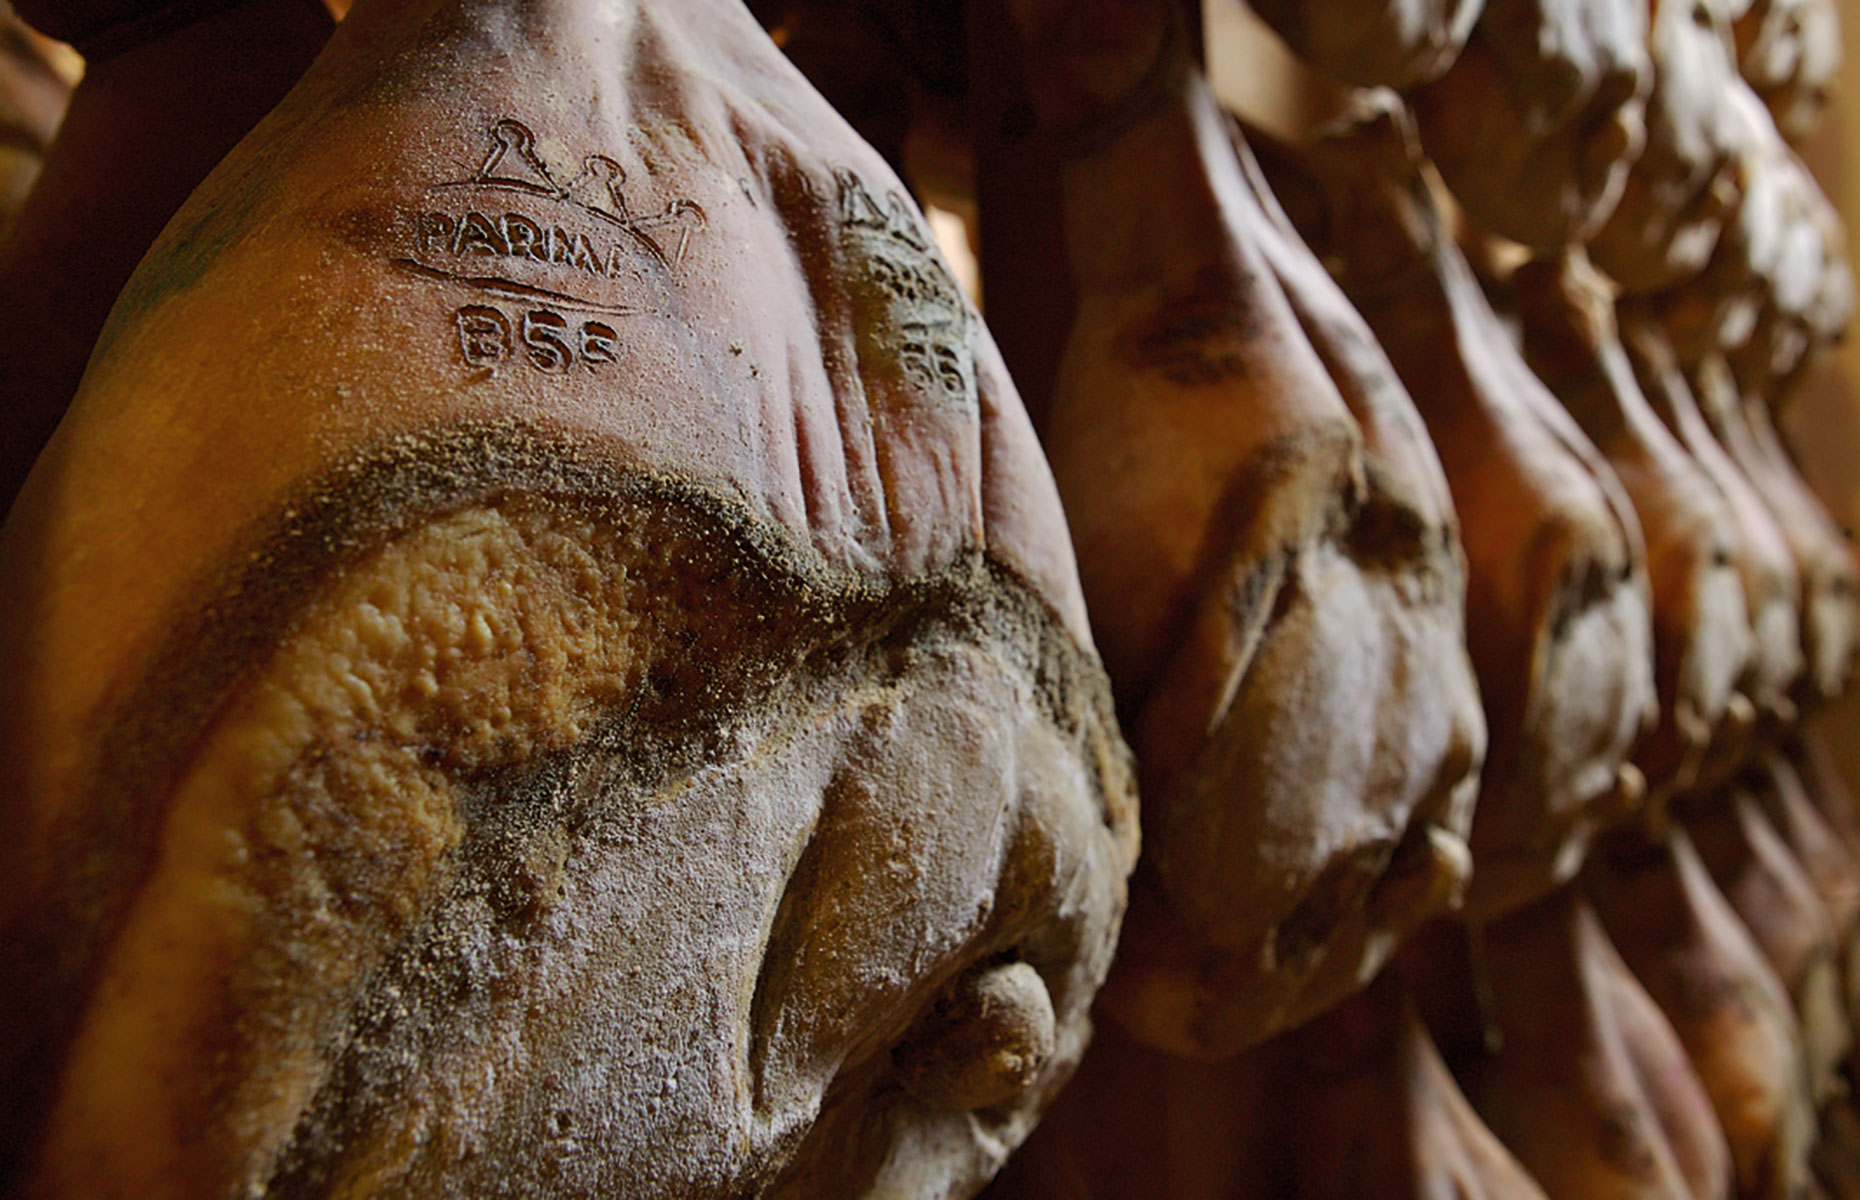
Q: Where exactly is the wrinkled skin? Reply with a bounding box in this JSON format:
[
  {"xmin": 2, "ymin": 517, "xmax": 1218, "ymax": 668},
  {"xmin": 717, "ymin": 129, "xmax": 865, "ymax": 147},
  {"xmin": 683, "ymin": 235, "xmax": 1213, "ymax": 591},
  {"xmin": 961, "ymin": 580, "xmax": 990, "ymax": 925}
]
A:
[
  {"xmin": 1587, "ymin": 823, "xmax": 1816, "ymax": 1199},
  {"xmin": 1732, "ymin": 0, "xmax": 1839, "ymax": 141},
  {"xmin": 1256, "ymin": 96, "xmax": 1656, "ymax": 922},
  {"xmin": 1505, "ymin": 253, "xmax": 1752, "ymax": 805},
  {"xmin": 1621, "ymin": 308, "xmax": 1805, "ymax": 746},
  {"xmin": 986, "ymin": 969, "xmax": 1550, "ymax": 1200},
  {"xmin": 1239, "ymin": 0, "xmax": 1486, "ymax": 90},
  {"xmin": 1406, "ymin": 888, "xmax": 1734, "ymax": 1200},
  {"xmin": 1589, "ymin": 0, "xmax": 1750, "ymax": 294},
  {"xmin": 976, "ymin": 6, "xmax": 1484, "ymax": 1058},
  {"xmin": 0, "ymin": 0, "xmax": 332, "ymax": 517},
  {"xmin": 1412, "ymin": 0, "xmax": 1650, "ymax": 250},
  {"xmin": 0, "ymin": 0, "xmax": 1140, "ymax": 1195}
]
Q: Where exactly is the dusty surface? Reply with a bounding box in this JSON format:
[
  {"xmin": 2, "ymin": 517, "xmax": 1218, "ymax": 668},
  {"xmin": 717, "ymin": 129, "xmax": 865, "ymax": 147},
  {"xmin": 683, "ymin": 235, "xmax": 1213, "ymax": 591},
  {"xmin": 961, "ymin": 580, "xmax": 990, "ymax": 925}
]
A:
[
  {"xmin": 1259, "ymin": 96, "xmax": 1656, "ymax": 921},
  {"xmin": 978, "ymin": 6, "xmax": 1485, "ymax": 1058},
  {"xmin": 1506, "ymin": 253, "xmax": 1752, "ymax": 804},
  {"xmin": 0, "ymin": 0, "xmax": 1137, "ymax": 1194}
]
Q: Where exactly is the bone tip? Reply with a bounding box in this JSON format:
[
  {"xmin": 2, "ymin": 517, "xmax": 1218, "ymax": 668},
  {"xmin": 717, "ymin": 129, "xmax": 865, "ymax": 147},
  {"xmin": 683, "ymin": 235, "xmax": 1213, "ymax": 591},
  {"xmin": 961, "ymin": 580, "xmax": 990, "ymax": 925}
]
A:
[
  {"xmin": 1425, "ymin": 824, "xmax": 1474, "ymax": 912},
  {"xmin": 1724, "ymin": 691, "xmax": 1758, "ymax": 734},
  {"xmin": 1613, "ymin": 762, "xmax": 1648, "ymax": 813}
]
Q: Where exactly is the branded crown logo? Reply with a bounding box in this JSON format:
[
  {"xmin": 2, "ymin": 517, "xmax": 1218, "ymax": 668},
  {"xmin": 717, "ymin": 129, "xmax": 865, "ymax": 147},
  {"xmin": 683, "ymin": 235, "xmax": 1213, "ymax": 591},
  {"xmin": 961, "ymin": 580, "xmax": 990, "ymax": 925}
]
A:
[
  {"xmin": 442, "ymin": 118, "xmax": 706, "ymax": 271},
  {"xmin": 393, "ymin": 117, "xmax": 707, "ymax": 322},
  {"xmin": 393, "ymin": 117, "xmax": 713, "ymax": 377}
]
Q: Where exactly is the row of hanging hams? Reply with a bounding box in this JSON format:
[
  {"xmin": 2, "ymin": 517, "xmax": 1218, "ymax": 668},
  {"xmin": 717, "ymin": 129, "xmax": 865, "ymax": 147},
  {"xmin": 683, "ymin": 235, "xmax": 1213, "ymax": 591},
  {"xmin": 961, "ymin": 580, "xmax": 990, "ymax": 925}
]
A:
[
  {"xmin": 969, "ymin": 0, "xmax": 1860, "ymax": 1196},
  {"xmin": 0, "ymin": 0, "xmax": 1855, "ymax": 1196}
]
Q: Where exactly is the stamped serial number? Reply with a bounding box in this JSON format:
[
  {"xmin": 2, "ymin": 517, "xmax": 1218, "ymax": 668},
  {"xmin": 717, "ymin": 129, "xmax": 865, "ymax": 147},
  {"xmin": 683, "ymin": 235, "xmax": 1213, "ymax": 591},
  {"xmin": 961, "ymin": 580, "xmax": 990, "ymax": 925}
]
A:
[{"xmin": 454, "ymin": 304, "xmax": 618, "ymax": 374}]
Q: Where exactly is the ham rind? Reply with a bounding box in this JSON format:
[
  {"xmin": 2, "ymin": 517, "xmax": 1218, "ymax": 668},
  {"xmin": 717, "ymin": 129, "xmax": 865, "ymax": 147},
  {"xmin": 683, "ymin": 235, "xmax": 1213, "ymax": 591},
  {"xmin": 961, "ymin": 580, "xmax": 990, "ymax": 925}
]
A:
[
  {"xmin": 1622, "ymin": 308, "xmax": 1807, "ymax": 750},
  {"xmin": 1412, "ymin": 0, "xmax": 1652, "ymax": 251},
  {"xmin": 0, "ymin": 0, "xmax": 332, "ymax": 515},
  {"xmin": 977, "ymin": 3, "xmax": 1485, "ymax": 1058},
  {"xmin": 1587, "ymin": 823, "xmax": 1817, "ymax": 1200},
  {"xmin": 0, "ymin": 1, "xmax": 1138, "ymax": 1195},
  {"xmin": 1589, "ymin": 0, "xmax": 1749, "ymax": 295},
  {"xmin": 1411, "ymin": 886, "xmax": 1734, "ymax": 1200},
  {"xmin": 1256, "ymin": 95, "xmax": 1657, "ymax": 923},
  {"xmin": 1505, "ymin": 253, "xmax": 1753, "ymax": 806}
]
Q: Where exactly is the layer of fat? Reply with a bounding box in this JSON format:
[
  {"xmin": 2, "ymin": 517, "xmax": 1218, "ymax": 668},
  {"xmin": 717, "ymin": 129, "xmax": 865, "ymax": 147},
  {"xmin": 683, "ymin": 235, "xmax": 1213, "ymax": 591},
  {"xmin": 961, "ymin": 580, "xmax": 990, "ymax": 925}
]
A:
[{"xmin": 34, "ymin": 497, "xmax": 667, "ymax": 1197}]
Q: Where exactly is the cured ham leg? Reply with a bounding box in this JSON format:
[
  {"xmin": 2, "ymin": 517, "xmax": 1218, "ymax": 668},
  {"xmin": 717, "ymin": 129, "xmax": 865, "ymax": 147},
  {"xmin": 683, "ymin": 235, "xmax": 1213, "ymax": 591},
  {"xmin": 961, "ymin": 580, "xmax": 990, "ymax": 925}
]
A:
[
  {"xmin": 974, "ymin": 0, "xmax": 1484, "ymax": 1056},
  {"xmin": 1790, "ymin": 731, "xmax": 1860, "ymax": 1071},
  {"xmin": 1411, "ymin": 0, "xmax": 1651, "ymax": 250},
  {"xmin": 1692, "ymin": 352, "xmax": 1859, "ymax": 708},
  {"xmin": 0, "ymin": 0, "xmax": 1139, "ymax": 1194},
  {"xmin": 1687, "ymin": 150, "xmax": 1859, "ymax": 710},
  {"xmin": 1505, "ymin": 252, "xmax": 1753, "ymax": 805},
  {"xmin": 1680, "ymin": 783, "xmax": 1851, "ymax": 1107},
  {"xmin": 1649, "ymin": 83, "xmax": 1797, "ymax": 377},
  {"xmin": 1712, "ymin": 142, "xmax": 1853, "ymax": 408},
  {"xmin": 1253, "ymin": 95, "xmax": 1656, "ymax": 922},
  {"xmin": 1771, "ymin": 740, "xmax": 1860, "ymax": 1066},
  {"xmin": 1681, "ymin": 776, "xmax": 1860, "ymax": 1200},
  {"xmin": 1642, "ymin": 89, "xmax": 1857, "ymax": 709},
  {"xmin": 1587, "ymin": 823, "xmax": 1816, "ymax": 1198},
  {"xmin": 1751, "ymin": 752, "xmax": 1860, "ymax": 964},
  {"xmin": 1622, "ymin": 307, "xmax": 1805, "ymax": 749},
  {"xmin": 986, "ymin": 968, "xmax": 1550, "ymax": 1200},
  {"xmin": 0, "ymin": 0, "xmax": 331, "ymax": 515},
  {"xmin": 1734, "ymin": 390, "xmax": 1855, "ymax": 675},
  {"xmin": 1744, "ymin": 749, "xmax": 1860, "ymax": 1124},
  {"xmin": 1603, "ymin": 927, "xmax": 1749, "ymax": 1200},
  {"xmin": 1406, "ymin": 888, "xmax": 1734, "ymax": 1200},
  {"xmin": 1588, "ymin": 0, "xmax": 1749, "ymax": 295}
]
